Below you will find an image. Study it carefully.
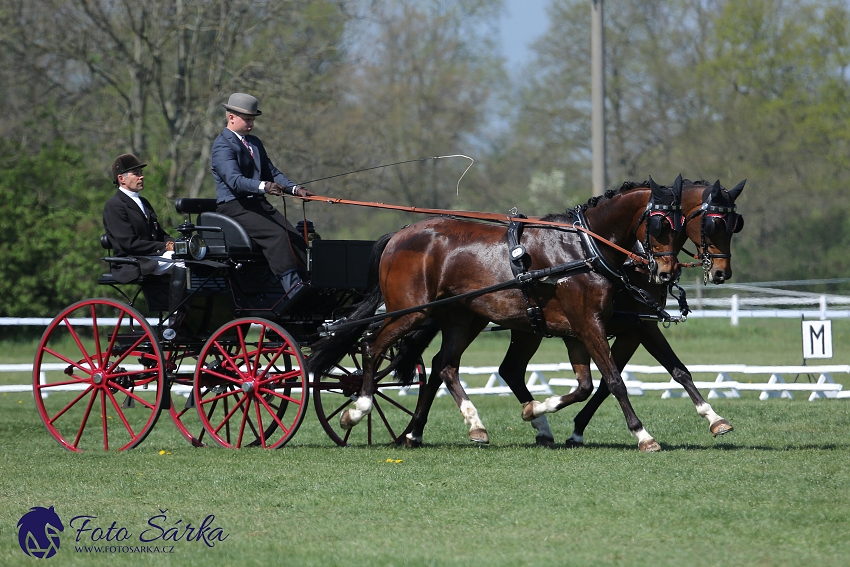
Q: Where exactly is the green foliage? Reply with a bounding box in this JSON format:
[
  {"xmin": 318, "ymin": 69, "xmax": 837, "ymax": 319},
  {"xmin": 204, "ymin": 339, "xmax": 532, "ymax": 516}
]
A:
[{"xmin": 0, "ymin": 141, "xmax": 109, "ymax": 318}]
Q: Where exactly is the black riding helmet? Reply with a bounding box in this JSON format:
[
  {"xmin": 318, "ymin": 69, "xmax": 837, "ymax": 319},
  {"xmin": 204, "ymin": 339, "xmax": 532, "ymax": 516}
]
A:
[{"xmin": 112, "ymin": 154, "xmax": 147, "ymax": 185}]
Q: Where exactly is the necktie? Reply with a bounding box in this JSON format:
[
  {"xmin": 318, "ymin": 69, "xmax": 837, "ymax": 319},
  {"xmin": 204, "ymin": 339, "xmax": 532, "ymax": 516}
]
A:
[{"xmin": 241, "ymin": 137, "xmax": 254, "ymax": 158}]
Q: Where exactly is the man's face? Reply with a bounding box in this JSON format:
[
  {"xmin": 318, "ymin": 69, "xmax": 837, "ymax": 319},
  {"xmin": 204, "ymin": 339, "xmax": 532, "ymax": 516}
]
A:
[
  {"xmin": 118, "ymin": 168, "xmax": 144, "ymax": 192},
  {"xmin": 228, "ymin": 112, "xmax": 256, "ymax": 136}
]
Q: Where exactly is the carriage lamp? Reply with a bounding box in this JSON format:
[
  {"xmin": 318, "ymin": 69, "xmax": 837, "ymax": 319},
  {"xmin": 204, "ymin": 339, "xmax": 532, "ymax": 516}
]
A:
[
  {"xmin": 173, "ymin": 234, "xmax": 208, "ymax": 260},
  {"xmin": 187, "ymin": 234, "xmax": 207, "ymax": 260}
]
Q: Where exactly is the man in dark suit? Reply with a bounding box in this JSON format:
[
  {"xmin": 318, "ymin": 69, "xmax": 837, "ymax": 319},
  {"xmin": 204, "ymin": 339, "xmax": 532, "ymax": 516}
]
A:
[
  {"xmin": 103, "ymin": 154, "xmax": 187, "ymax": 336},
  {"xmin": 210, "ymin": 92, "xmax": 314, "ymax": 310}
]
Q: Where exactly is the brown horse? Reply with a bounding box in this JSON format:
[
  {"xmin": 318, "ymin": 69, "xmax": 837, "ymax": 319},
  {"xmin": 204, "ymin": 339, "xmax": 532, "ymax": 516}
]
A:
[
  {"xmin": 514, "ymin": 178, "xmax": 745, "ymax": 446},
  {"xmin": 308, "ymin": 179, "xmax": 685, "ymax": 451},
  {"xmin": 388, "ymin": 176, "xmax": 745, "ymax": 446}
]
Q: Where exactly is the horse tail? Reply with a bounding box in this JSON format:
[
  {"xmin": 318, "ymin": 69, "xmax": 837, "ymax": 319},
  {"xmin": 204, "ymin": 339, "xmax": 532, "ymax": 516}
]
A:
[
  {"xmin": 389, "ymin": 317, "xmax": 440, "ymax": 385},
  {"xmin": 306, "ymin": 232, "xmax": 395, "ymax": 377}
]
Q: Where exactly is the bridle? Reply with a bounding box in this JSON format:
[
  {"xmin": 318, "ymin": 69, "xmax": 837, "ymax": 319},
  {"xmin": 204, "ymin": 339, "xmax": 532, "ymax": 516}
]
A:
[
  {"xmin": 682, "ymin": 200, "xmax": 744, "ymax": 283},
  {"xmin": 637, "ymin": 202, "xmax": 684, "ymax": 280}
]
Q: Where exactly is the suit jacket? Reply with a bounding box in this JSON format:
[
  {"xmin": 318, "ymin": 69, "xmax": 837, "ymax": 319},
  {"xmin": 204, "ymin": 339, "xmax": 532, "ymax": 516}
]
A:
[
  {"xmin": 210, "ymin": 128, "xmax": 295, "ymax": 204},
  {"xmin": 102, "ymin": 190, "xmax": 174, "ymax": 283}
]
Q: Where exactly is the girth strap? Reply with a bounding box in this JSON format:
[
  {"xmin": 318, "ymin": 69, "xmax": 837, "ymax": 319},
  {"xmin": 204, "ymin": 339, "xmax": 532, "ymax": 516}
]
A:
[{"xmin": 507, "ymin": 215, "xmax": 550, "ymax": 337}]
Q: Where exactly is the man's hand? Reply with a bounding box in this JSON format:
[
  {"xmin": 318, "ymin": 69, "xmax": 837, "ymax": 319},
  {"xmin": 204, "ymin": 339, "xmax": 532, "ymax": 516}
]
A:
[
  {"xmin": 165, "ymin": 241, "xmax": 175, "ymax": 252},
  {"xmin": 291, "ymin": 185, "xmax": 315, "ymax": 198},
  {"xmin": 265, "ymin": 182, "xmax": 286, "ymax": 196}
]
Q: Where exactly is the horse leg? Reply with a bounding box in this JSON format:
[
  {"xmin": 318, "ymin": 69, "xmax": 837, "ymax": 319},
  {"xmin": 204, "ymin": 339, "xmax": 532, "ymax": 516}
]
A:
[
  {"xmin": 640, "ymin": 323, "xmax": 733, "ymax": 437},
  {"xmin": 340, "ymin": 312, "xmax": 427, "ymax": 430},
  {"xmin": 403, "ymin": 349, "xmax": 444, "ymax": 448},
  {"xmin": 521, "ymin": 338, "xmax": 595, "ymax": 418},
  {"xmin": 497, "ymin": 331, "xmax": 554, "ymax": 447},
  {"xmin": 438, "ymin": 316, "xmax": 490, "ymax": 443},
  {"xmin": 561, "ymin": 310, "xmax": 661, "ymax": 452},
  {"xmin": 564, "ymin": 333, "xmax": 639, "ymax": 448}
]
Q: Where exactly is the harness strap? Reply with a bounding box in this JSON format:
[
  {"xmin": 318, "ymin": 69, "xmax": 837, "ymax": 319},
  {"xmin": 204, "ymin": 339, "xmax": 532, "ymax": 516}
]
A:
[
  {"xmin": 507, "ymin": 216, "xmax": 550, "ymax": 337},
  {"xmin": 299, "ymin": 194, "xmax": 649, "ymax": 265}
]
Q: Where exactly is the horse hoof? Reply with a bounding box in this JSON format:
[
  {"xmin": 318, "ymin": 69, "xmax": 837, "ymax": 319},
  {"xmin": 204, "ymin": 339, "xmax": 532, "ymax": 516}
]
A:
[
  {"xmin": 469, "ymin": 428, "xmax": 489, "ymax": 444},
  {"xmin": 563, "ymin": 438, "xmax": 584, "ymax": 449},
  {"xmin": 340, "ymin": 410, "xmax": 355, "ymax": 430},
  {"xmin": 405, "ymin": 436, "xmax": 423, "ymax": 448},
  {"xmin": 638, "ymin": 439, "xmax": 661, "ymax": 452},
  {"xmin": 521, "ymin": 403, "xmax": 536, "ymax": 422},
  {"xmin": 535, "ymin": 434, "xmax": 555, "ymax": 448},
  {"xmin": 711, "ymin": 419, "xmax": 734, "ymax": 437}
]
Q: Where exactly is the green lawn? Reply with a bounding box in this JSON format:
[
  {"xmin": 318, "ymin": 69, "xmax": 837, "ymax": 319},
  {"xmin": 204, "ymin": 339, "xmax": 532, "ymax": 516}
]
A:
[{"xmin": 1, "ymin": 318, "xmax": 849, "ymax": 566}]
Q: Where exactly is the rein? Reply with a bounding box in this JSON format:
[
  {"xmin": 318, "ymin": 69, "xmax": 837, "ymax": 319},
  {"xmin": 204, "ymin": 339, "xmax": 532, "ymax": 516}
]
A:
[{"xmin": 299, "ymin": 194, "xmax": 649, "ymax": 266}]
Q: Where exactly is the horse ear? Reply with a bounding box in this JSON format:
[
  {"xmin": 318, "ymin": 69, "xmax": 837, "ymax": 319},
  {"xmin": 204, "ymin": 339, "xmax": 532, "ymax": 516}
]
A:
[
  {"xmin": 672, "ymin": 174, "xmax": 683, "ymax": 194},
  {"xmin": 711, "ymin": 179, "xmax": 722, "ymax": 199},
  {"xmin": 648, "ymin": 176, "xmax": 662, "ymax": 197},
  {"xmin": 729, "ymin": 179, "xmax": 746, "ymax": 201}
]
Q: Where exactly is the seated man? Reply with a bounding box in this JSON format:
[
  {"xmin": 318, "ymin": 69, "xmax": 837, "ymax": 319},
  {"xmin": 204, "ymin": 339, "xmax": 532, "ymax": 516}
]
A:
[
  {"xmin": 210, "ymin": 92, "xmax": 315, "ymax": 312},
  {"xmin": 102, "ymin": 153, "xmax": 187, "ymax": 335}
]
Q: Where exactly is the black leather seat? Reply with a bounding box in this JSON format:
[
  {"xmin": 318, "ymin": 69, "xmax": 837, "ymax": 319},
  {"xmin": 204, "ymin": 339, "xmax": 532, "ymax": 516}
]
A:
[{"xmin": 196, "ymin": 212, "xmax": 263, "ymax": 258}]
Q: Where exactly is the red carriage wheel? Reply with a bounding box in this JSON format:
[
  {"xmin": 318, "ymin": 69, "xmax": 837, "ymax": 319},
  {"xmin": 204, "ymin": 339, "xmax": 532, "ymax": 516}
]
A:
[
  {"xmin": 311, "ymin": 344, "xmax": 424, "ymax": 446},
  {"xmin": 193, "ymin": 318, "xmax": 308, "ymax": 449},
  {"xmin": 33, "ymin": 298, "xmax": 166, "ymax": 451}
]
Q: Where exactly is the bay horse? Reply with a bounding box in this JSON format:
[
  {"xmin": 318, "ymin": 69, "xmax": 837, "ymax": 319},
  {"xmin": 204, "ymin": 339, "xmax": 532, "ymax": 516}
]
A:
[
  {"xmin": 510, "ymin": 180, "xmax": 746, "ymax": 448},
  {"xmin": 308, "ymin": 179, "xmax": 685, "ymax": 451},
  {"xmin": 394, "ymin": 178, "xmax": 745, "ymax": 448}
]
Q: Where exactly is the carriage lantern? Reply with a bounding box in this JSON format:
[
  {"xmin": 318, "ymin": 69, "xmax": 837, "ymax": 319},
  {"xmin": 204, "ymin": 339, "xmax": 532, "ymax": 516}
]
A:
[{"xmin": 173, "ymin": 221, "xmax": 208, "ymax": 260}]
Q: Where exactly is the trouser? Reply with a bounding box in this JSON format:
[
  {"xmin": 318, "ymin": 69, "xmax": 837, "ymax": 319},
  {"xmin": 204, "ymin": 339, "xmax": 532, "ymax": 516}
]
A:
[{"xmin": 217, "ymin": 196, "xmax": 307, "ymax": 277}]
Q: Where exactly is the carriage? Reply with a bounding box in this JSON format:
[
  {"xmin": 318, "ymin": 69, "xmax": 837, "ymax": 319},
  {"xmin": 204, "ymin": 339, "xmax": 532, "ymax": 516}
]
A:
[
  {"xmin": 32, "ymin": 198, "xmax": 425, "ymax": 451},
  {"xmin": 32, "ymin": 176, "xmax": 745, "ymax": 452}
]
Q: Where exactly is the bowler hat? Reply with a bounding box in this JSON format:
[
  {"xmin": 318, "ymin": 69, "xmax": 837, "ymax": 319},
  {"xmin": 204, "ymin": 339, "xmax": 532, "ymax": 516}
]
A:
[
  {"xmin": 222, "ymin": 93, "xmax": 262, "ymax": 116},
  {"xmin": 112, "ymin": 154, "xmax": 147, "ymax": 184}
]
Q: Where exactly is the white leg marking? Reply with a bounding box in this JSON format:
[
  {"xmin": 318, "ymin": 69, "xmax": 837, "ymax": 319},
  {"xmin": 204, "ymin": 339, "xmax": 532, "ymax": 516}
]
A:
[
  {"xmin": 695, "ymin": 402, "xmax": 724, "ymax": 426},
  {"xmin": 530, "ymin": 415, "xmax": 553, "ymax": 439},
  {"xmin": 460, "ymin": 400, "xmax": 485, "ymax": 431},
  {"xmin": 346, "ymin": 396, "xmax": 373, "ymax": 425},
  {"xmin": 528, "ymin": 397, "xmax": 562, "ymax": 418},
  {"xmin": 631, "ymin": 427, "xmax": 654, "ymax": 445},
  {"xmin": 406, "ymin": 431, "xmax": 422, "ymax": 444}
]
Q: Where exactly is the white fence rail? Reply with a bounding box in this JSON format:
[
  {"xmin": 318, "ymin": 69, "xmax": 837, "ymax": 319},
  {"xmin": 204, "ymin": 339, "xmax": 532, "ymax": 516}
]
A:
[
  {"xmin": 5, "ymin": 363, "xmax": 847, "ymax": 401},
  {"xmin": 428, "ymin": 363, "xmax": 850, "ymax": 401}
]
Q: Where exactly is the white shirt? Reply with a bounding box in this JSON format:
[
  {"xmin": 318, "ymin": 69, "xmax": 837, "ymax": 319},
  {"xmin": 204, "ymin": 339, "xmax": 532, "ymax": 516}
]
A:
[{"xmin": 118, "ymin": 186, "xmax": 147, "ymax": 217}]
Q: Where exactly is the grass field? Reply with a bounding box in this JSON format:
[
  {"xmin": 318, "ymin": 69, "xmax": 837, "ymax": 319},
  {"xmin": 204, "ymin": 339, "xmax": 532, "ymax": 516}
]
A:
[{"xmin": 1, "ymin": 318, "xmax": 849, "ymax": 566}]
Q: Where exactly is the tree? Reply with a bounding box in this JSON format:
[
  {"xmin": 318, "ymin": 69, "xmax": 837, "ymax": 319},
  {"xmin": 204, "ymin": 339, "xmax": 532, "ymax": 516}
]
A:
[{"xmin": 0, "ymin": 141, "xmax": 108, "ymax": 317}]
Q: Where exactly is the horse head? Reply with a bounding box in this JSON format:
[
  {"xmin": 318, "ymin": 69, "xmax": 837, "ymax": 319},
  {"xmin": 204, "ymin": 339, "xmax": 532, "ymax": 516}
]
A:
[
  {"xmin": 635, "ymin": 175, "xmax": 686, "ymax": 284},
  {"xmin": 681, "ymin": 178, "xmax": 745, "ymax": 284},
  {"xmin": 580, "ymin": 177, "xmax": 684, "ymax": 285}
]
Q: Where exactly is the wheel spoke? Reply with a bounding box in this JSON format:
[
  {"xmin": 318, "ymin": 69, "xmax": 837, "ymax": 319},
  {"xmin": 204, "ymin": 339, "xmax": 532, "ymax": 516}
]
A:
[
  {"xmin": 63, "ymin": 317, "xmax": 97, "ymax": 372},
  {"xmin": 105, "ymin": 388, "xmax": 136, "ymax": 438},
  {"xmin": 71, "ymin": 390, "xmax": 98, "ymax": 448},
  {"xmin": 51, "ymin": 385, "xmax": 95, "ymax": 424}
]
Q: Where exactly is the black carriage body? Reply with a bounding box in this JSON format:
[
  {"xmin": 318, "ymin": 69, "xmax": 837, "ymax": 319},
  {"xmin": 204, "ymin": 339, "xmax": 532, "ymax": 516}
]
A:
[{"xmin": 99, "ymin": 197, "xmax": 374, "ymax": 345}]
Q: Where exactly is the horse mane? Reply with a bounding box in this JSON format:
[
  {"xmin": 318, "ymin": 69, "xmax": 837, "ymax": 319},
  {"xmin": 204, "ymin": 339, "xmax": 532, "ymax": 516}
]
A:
[
  {"xmin": 540, "ymin": 183, "xmax": 646, "ymax": 224},
  {"xmin": 682, "ymin": 178, "xmax": 711, "ymax": 187}
]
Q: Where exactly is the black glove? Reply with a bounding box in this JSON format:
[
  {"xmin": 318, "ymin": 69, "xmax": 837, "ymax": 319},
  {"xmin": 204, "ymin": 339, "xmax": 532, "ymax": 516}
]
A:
[{"xmin": 265, "ymin": 182, "xmax": 286, "ymax": 196}]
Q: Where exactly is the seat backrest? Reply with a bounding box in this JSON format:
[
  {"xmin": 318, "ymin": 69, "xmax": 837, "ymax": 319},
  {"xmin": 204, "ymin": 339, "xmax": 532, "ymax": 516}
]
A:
[{"xmin": 197, "ymin": 212, "xmax": 261, "ymax": 257}]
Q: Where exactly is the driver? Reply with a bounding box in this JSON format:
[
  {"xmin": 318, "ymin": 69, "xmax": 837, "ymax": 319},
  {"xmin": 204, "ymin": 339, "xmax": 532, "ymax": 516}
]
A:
[{"xmin": 210, "ymin": 92, "xmax": 315, "ymax": 312}]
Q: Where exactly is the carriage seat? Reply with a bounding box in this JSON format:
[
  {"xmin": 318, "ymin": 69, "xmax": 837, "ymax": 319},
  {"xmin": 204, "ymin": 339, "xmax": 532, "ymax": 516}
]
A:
[
  {"xmin": 196, "ymin": 212, "xmax": 263, "ymax": 258},
  {"xmin": 174, "ymin": 198, "xmax": 263, "ymax": 259},
  {"xmin": 97, "ymin": 233, "xmax": 169, "ymax": 286}
]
